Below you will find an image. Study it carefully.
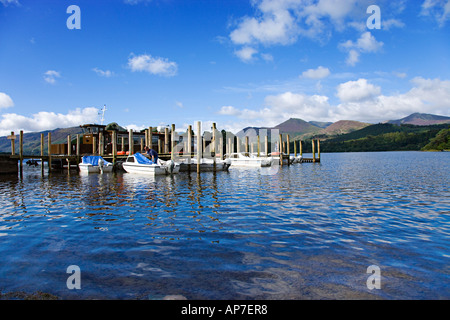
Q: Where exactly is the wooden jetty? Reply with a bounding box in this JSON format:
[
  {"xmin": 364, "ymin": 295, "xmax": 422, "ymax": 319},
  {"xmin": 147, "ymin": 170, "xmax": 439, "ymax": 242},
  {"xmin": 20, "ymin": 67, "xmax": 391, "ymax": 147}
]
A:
[{"xmin": 2, "ymin": 123, "xmax": 321, "ymax": 174}]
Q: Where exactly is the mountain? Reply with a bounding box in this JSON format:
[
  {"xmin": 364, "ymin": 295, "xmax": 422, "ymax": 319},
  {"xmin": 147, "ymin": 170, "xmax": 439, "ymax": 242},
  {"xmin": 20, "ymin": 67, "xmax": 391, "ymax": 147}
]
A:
[
  {"xmin": 387, "ymin": 113, "xmax": 450, "ymax": 126},
  {"xmin": 274, "ymin": 118, "xmax": 323, "ymax": 136},
  {"xmin": 317, "ymin": 120, "xmax": 371, "ymax": 138},
  {"xmin": 0, "ymin": 126, "xmax": 84, "ymax": 154}
]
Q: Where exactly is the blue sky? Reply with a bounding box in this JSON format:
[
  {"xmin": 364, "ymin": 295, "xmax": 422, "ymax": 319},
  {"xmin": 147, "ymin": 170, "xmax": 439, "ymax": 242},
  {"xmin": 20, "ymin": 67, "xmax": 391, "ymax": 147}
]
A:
[{"xmin": 0, "ymin": 0, "xmax": 449, "ymax": 136}]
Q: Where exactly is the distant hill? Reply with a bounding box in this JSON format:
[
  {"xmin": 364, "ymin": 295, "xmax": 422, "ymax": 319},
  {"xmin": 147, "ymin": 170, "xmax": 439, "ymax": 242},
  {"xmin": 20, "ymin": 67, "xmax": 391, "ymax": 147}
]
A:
[
  {"xmin": 316, "ymin": 120, "xmax": 371, "ymax": 138},
  {"xmin": 387, "ymin": 113, "xmax": 450, "ymax": 126},
  {"xmin": 274, "ymin": 118, "xmax": 323, "ymax": 137},
  {"xmin": 0, "ymin": 126, "xmax": 84, "ymax": 155},
  {"xmin": 321, "ymin": 123, "xmax": 450, "ymax": 152}
]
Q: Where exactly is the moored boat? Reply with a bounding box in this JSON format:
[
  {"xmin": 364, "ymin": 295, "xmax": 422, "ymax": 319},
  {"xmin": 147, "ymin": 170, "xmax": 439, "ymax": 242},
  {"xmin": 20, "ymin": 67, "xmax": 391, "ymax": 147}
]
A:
[
  {"xmin": 79, "ymin": 156, "xmax": 113, "ymax": 173},
  {"xmin": 178, "ymin": 157, "xmax": 231, "ymax": 172},
  {"xmin": 122, "ymin": 153, "xmax": 180, "ymax": 175},
  {"xmin": 225, "ymin": 152, "xmax": 272, "ymax": 167}
]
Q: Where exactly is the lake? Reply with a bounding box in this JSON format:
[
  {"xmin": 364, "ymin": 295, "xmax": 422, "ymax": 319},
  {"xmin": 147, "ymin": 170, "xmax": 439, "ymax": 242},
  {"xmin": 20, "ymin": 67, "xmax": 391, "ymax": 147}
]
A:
[{"xmin": 0, "ymin": 151, "xmax": 449, "ymax": 299}]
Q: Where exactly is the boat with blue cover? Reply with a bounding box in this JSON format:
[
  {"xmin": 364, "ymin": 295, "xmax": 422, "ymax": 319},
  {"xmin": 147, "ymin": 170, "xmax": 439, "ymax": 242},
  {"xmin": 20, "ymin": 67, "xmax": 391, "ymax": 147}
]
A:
[
  {"xmin": 79, "ymin": 156, "xmax": 113, "ymax": 173},
  {"xmin": 122, "ymin": 152, "xmax": 180, "ymax": 175}
]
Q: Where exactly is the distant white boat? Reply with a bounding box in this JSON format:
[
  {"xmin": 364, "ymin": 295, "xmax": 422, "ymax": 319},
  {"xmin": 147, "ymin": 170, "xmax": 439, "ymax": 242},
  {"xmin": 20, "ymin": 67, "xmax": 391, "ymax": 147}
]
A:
[
  {"xmin": 79, "ymin": 156, "xmax": 113, "ymax": 173},
  {"xmin": 225, "ymin": 152, "xmax": 272, "ymax": 167},
  {"xmin": 122, "ymin": 153, "xmax": 180, "ymax": 175},
  {"xmin": 178, "ymin": 157, "xmax": 231, "ymax": 172}
]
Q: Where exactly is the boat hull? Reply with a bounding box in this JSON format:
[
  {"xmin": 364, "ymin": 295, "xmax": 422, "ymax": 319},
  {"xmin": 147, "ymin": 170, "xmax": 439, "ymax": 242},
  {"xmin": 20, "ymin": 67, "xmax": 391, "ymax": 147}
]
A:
[{"xmin": 79, "ymin": 163, "xmax": 113, "ymax": 173}]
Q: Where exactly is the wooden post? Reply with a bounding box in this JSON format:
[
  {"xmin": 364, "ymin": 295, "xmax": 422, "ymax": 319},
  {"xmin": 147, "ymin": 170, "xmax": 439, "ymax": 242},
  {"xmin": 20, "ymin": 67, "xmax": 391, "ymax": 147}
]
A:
[
  {"xmin": 121, "ymin": 136, "xmax": 124, "ymax": 152},
  {"xmin": 265, "ymin": 135, "xmax": 268, "ymax": 156},
  {"xmin": 196, "ymin": 121, "xmax": 201, "ymax": 173},
  {"xmin": 93, "ymin": 136, "xmax": 97, "ymax": 154},
  {"xmin": 158, "ymin": 138, "xmax": 162, "ymax": 154},
  {"xmin": 212, "ymin": 123, "xmax": 217, "ymax": 170},
  {"xmin": 219, "ymin": 137, "xmax": 223, "ymax": 160},
  {"xmin": 128, "ymin": 129, "xmax": 133, "ymax": 155},
  {"xmin": 67, "ymin": 135, "xmax": 71, "ymax": 156},
  {"xmin": 187, "ymin": 125, "xmax": 192, "ymax": 171},
  {"xmin": 19, "ymin": 130, "xmax": 23, "ymax": 171},
  {"xmin": 164, "ymin": 127, "xmax": 169, "ymax": 154},
  {"xmin": 41, "ymin": 133, "xmax": 44, "ymax": 173},
  {"xmin": 76, "ymin": 134, "xmax": 80, "ymax": 158},
  {"xmin": 171, "ymin": 124, "xmax": 175, "ymax": 161},
  {"xmin": 99, "ymin": 131, "xmax": 103, "ymax": 156},
  {"xmin": 312, "ymin": 140, "xmax": 316, "ymax": 162},
  {"xmin": 318, "ymin": 139, "xmax": 321, "ymax": 161},
  {"xmin": 294, "ymin": 139, "xmax": 297, "ymax": 157},
  {"xmin": 140, "ymin": 138, "xmax": 144, "ymax": 152},
  {"xmin": 279, "ymin": 134, "xmax": 283, "ymax": 166},
  {"xmin": 48, "ymin": 132, "xmax": 52, "ymax": 172},
  {"xmin": 112, "ymin": 131, "xmax": 117, "ymax": 165},
  {"xmin": 300, "ymin": 140, "xmax": 303, "ymax": 157},
  {"xmin": 149, "ymin": 127, "xmax": 153, "ymax": 150},
  {"xmin": 287, "ymin": 134, "xmax": 290, "ymax": 166},
  {"xmin": 144, "ymin": 129, "xmax": 148, "ymax": 147},
  {"xmin": 10, "ymin": 131, "xmax": 15, "ymax": 155},
  {"xmin": 257, "ymin": 135, "xmax": 260, "ymax": 157}
]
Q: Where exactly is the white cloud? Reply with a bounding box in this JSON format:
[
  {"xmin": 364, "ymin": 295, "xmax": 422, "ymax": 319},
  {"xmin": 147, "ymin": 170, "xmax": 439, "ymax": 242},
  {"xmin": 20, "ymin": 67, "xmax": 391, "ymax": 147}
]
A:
[
  {"xmin": 421, "ymin": 0, "xmax": 450, "ymax": 26},
  {"xmin": 0, "ymin": 0, "xmax": 20, "ymax": 6},
  {"xmin": 336, "ymin": 78, "xmax": 381, "ymax": 102},
  {"xmin": 128, "ymin": 54, "xmax": 178, "ymax": 77},
  {"xmin": 92, "ymin": 67, "xmax": 114, "ymax": 77},
  {"xmin": 216, "ymin": 77, "xmax": 450, "ymax": 130},
  {"xmin": 43, "ymin": 70, "xmax": 61, "ymax": 84},
  {"xmin": 234, "ymin": 46, "xmax": 258, "ymax": 62},
  {"xmin": 0, "ymin": 107, "xmax": 99, "ymax": 137},
  {"xmin": 0, "ymin": 92, "xmax": 14, "ymax": 109},
  {"xmin": 301, "ymin": 66, "xmax": 330, "ymax": 79},
  {"xmin": 340, "ymin": 31, "xmax": 383, "ymax": 66}
]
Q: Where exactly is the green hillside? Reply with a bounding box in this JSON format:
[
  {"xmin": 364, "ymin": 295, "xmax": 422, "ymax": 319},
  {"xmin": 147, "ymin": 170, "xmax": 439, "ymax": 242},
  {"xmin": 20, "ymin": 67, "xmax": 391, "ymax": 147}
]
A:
[
  {"xmin": 422, "ymin": 128, "xmax": 450, "ymax": 151},
  {"xmin": 320, "ymin": 123, "xmax": 449, "ymax": 152}
]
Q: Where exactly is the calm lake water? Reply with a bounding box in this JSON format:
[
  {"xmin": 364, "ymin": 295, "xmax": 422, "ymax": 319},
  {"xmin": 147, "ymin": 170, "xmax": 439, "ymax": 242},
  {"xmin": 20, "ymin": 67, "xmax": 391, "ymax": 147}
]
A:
[{"xmin": 0, "ymin": 152, "xmax": 449, "ymax": 300}]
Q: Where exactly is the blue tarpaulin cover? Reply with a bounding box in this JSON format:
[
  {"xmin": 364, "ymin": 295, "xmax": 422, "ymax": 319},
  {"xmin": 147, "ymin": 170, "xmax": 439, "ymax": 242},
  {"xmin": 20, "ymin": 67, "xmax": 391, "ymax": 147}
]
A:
[
  {"xmin": 134, "ymin": 152, "xmax": 155, "ymax": 164},
  {"xmin": 81, "ymin": 156, "xmax": 111, "ymax": 166}
]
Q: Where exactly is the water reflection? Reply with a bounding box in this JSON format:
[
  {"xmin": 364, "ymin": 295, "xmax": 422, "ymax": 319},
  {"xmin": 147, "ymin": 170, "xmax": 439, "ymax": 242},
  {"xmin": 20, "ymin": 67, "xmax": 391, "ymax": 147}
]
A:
[{"xmin": 0, "ymin": 152, "xmax": 449, "ymax": 299}]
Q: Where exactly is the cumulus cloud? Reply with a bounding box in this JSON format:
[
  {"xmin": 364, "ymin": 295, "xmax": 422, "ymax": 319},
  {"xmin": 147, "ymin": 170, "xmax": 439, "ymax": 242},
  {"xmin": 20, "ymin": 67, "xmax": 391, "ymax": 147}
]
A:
[
  {"xmin": 92, "ymin": 67, "xmax": 114, "ymax": 77},
  {"xmin": 128, "ymin": 54, "xmax": 178, "ymax": 77},
  {"xmin": 301, "ymin": 66, "xmax": 331, "ymax": 79},
  {"xmin": 217, "ymin": 77, "xmax": 450, "ymax": 131},
  {"xmin": 234, "ymin": 46, "xmax": 258, "ymax": 62},
  {"xmin": 336, "ymin": 78, "xmax": 381, "ymax": 102},
  {"xmin": 0, "ymin": 92, "xmax": 14, "ymax": 109},
  {"xmin": 43, "ymin": 70, "xmax": 61, "ymax": 84},
  {"xmin": 340, "ymin": 31, "xmax": 383, "ymax": 66},
  {"xmin": 0, "ymin": 107, "xmax": 99, "ymax": 137}
]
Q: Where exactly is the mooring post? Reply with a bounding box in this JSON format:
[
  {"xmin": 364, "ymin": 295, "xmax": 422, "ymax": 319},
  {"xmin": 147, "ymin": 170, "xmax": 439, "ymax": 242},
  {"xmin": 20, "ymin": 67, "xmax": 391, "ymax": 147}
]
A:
[
  {"xmin": 171, "ymin": 124, "xmax": 176, "ymax": 161},
  {"xmin": 294, "ymin": 139, "xmax": 297, "ymax": 158},
  {"xmin": 93, "ymin": 136, "xmax": 97, "ymax": 155},
  {"xmin": 164, "ymin": 127, "xmax": 169, "ymax": 154},
  {"xmin": 312, "ymin": 140, "xmax": 316, "ymax": 162},
  {"xmin": 149, "ymin": 127, "xmax": 153, "ymax": 150},
  {"xmin": 287, "ymin": 134, "xmax": 290, "ymax": 166},
  {"xmin": 76, "ymin": 134, "xmax": 80, "ymax": 163},
  {"xmin": 318, "ymin": 139, "xmax": 321, "ymax": 161},
  {"xmin": 40, "ymin": 133, "xmax": 44, "ymax": 172},
  {"xmin": 128, "ymin": 129, "xmax": 133, "ymax": 155},
  {"xmin": 48, "ymin": 132, "xmax": 52, "ymax": 172},
  {"xmin": 112, "ymin": 131, "xmax": 117, "ymax": 165},
  {"xmin": 300, "ymin": 140, "xmax": 303, "ymax": 157},
  {"xmin": 67, "ymin": 135, "xmax": 71, "ymax": 169},
  {"xmin": 10, "ymin": 131, "xmax": 15, "ymax": 156},
  {"xmin": 245, "ymin": 136, "xmax": 249, "ymax": 154},
  {"xmin": 212, "ymin": 123, "xmax": 217, "ymax": 171},
  {"xmin": 187, "ymin": 125, "xmax": 192, "ymax": 171},
  {"xmin": 265, "ymin": 134, "xmax": 268, "ymax": 156},
  {"xmin": 121, "ymin": 136, "xmax": 124, "ymax": 153},
  {"xmin": 257, "ymin": 135, "xmax": 260, "ymax": 157},
  {"xmin": 196, "ymin": 121, "xmax": 201, "ymax": 173},
  {"xmin": 279, "ymin": 134, "xmax": 283, "ymax": 167},
  {"xmin": 19, "ymin": 130, "xmax": 23, "ymax": 171}
]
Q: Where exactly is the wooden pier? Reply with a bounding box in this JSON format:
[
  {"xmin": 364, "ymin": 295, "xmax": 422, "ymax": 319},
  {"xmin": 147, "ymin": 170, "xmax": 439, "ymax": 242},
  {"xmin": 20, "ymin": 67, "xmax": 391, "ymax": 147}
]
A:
[{"xmin": 2, "ymin": 124, "xmax": 321, "ymax": 174}]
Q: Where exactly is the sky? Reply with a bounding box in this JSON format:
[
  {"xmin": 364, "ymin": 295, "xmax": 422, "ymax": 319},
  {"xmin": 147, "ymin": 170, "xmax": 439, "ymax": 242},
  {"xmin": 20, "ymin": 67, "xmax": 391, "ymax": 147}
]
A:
[{"xmin": 0, "ymin": 0, "xmax": 450, "ymax": 136}]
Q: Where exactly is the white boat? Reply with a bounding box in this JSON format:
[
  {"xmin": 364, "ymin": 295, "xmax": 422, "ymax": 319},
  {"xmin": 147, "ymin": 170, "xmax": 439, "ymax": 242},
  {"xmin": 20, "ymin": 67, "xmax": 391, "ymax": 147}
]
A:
[
  {"xmin": 79, "ymin": 156, "xmax": 113, "ymax": 173},
  {"xmin": 225, "ymin": 152, "xmax": 272, "ymax": 167},
  {"xmin": 122, "ymin": 153, "xmax": 180, "ymax": 175},
  {"xmin": 178, "ymin": 157, "xmax": 231, "ymax": 172}
]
